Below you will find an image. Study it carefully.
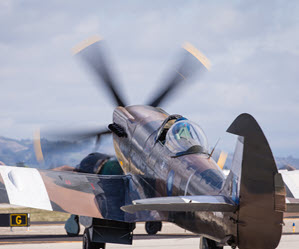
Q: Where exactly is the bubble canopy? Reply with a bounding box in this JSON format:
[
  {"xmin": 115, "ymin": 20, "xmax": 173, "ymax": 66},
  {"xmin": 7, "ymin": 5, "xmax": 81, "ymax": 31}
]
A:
[{"xmin": 164, "ymin": 120, "xmax": 209, "ymax": 155}]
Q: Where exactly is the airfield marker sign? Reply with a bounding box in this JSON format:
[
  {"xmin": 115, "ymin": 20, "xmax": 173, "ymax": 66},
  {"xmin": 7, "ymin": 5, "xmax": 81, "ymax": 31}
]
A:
[{"xmin": 0, "ymin": 213, "xmax": 30, "ymax": 227}]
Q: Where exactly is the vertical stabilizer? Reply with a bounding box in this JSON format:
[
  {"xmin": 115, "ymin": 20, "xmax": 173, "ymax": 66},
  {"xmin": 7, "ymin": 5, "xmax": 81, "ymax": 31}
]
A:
[{"xmin": 225, "ymin": 113, "xmax": 285, "ymax": 249}]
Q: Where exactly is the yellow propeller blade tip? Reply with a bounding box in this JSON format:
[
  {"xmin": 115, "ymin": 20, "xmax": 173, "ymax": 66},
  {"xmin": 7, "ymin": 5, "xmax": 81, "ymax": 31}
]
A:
[
  {"xmin": 72, "ymin": 35, "xmax": 102, "ymax": 55},
  {"xmin": 182, "ymin": 42, "xmax": 211, "ymax": 70},
  {"xmin": 33, "ymin": 129, "xmax": 44, "ymax": 163},
  {"xmin": 217, "ymin": 151, "xmax": 228, "ymax": 170}
]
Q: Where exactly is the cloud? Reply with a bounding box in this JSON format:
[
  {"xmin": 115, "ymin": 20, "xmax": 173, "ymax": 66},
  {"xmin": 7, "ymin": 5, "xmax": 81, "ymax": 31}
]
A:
[{"xmin": 0, "ymin": 1, "xmax": 298, "ymax": 156}]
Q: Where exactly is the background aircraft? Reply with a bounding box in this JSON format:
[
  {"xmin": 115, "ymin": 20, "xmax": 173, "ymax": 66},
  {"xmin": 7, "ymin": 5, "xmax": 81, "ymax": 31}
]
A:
[{"xmin": 1, "ymin": 37, "xmax": 299, "ymax": 249}]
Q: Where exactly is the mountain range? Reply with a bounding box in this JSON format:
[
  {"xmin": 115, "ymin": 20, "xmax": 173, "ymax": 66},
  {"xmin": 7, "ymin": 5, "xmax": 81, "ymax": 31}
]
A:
[{"xmin": 0, "ymin": 136, "xmax": 298, "ymax": 170}]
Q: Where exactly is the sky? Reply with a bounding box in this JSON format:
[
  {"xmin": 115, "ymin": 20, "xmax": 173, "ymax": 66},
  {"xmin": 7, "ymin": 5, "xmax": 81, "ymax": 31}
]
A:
[{"xmin": 0, "ymin": 0, "xmax": 298, "ymax": 156}]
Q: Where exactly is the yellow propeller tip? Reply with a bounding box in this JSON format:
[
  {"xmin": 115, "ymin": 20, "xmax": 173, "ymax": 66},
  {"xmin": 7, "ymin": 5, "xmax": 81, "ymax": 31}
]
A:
[
  {"xmin": 33, "ymin": 128, "xmax": 44, "ymax": 163},
  {"xmin": 72, "ymin": 35, "xmax": 102, "ymax": 55},
  {"xmin": 217, "ymin": 151, "xmax": 228, "ymax": 170},
  {"xmin": 182, "ymin": 42, "xmax": 211, "ymax": 71}
]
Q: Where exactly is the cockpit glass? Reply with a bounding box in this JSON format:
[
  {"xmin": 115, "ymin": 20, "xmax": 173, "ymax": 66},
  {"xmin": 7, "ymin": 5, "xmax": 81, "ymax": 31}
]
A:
[{"xmin": 164, "ymin": 120, "xmax": 209, "ymax": 154}]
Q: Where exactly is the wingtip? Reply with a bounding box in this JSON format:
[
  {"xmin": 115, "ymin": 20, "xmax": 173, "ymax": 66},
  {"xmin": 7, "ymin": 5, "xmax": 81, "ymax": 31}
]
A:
[
  {"xmin": 120, "ymin": 205, "xmax": 135, "ymax": 214},
  {"xmin": 182, "ymin": 42, "xmax": 211, "ymax": 70},
  {"xmin": 72, "ymin": 35, "xmax": 102, "ymax": 55}
]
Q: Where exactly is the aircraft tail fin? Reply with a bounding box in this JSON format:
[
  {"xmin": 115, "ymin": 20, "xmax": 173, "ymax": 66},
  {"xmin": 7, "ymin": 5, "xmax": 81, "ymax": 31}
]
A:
[{"xmin": 223, "ymin": 113, "xmax": 285, "ymax": 249}]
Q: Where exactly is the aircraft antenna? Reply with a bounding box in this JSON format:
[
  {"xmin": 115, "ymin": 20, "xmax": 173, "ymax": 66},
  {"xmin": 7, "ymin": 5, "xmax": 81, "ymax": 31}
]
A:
[{"xmin": 208, "ymin": 138, "xmax": 220, "ymax": 159}]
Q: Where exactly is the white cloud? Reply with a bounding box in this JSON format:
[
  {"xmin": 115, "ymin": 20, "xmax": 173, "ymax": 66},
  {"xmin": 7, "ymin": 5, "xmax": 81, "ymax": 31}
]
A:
[{"xmin": 0, "ymin": 1, "xmax": 299, "ymax": 156}]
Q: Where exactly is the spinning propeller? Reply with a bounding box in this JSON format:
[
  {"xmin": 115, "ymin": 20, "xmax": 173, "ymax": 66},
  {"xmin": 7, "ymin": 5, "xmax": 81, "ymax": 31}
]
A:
[{"xmin": 34, "ymin": 36, "xmax": 210, "ymax": 164}]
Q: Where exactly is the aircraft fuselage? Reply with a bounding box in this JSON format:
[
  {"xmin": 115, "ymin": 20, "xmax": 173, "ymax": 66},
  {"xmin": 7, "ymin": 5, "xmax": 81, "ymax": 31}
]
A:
[{"xmin": 111, "ymin": 105, "xmax": 237, "ymax": 244}]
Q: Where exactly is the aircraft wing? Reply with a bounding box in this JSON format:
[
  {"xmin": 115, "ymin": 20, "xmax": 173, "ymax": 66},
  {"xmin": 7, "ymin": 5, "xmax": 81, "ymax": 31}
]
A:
[
  {"xmin": 0, "ymin": 166, "xmax": 132, "ymax": 220},
  {"xmin": 121, "ymin": 195, "xmax": 237, "ymax": 213},
  {"xmin": 280, "ymin": 170, "xmax": 299, "ymax": 212},
  {"xmin": 222, "ymin": 168, "xmax": 299, "ymax": 213}
]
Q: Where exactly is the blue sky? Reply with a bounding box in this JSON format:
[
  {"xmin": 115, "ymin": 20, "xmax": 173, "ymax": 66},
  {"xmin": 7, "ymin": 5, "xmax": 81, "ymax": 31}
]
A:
[{"xmin": 0, "ymin": 0, "xmax": 299, "ymax": 156}]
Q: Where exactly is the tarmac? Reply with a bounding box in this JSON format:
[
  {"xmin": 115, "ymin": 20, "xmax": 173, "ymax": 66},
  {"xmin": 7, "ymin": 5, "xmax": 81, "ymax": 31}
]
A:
[{"xmin": 0, "ymin": 220, "xmax": 298, "ymax": 249}]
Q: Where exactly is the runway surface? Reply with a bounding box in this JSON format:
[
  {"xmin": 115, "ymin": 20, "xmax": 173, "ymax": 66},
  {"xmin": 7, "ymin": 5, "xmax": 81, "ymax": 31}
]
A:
[{"xmin": 0, "ymin": 221, "xmax": 298, "ymax": 248}]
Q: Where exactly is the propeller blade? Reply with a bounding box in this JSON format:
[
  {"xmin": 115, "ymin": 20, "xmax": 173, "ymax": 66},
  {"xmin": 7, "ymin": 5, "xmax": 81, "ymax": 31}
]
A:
[
  {"xmin": 73, "ymin": 35, "xmax": 127, "ymax": 107},
  {"xmin": 41, "ymin": 127, "xmax": 112, "ymax": 143},
  {"xmin": 33, "ymin": 127, "xmax": 111, "ymax": 165},
  {"xmin": 148, "ymin": 42, "xmax": 210, "ymax": 107},
  {"xmin": 33, "ymin": 128, "xmax": 44, "ymax": 163},
  {"xmin": 217, "ymin": 151, "xmax": 228, "ymax": 170}
]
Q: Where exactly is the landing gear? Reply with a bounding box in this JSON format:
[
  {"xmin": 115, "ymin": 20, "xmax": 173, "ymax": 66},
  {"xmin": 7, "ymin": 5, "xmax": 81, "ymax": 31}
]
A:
[
  {"xmin": 81, "ymin": 219, "xmax": 134, "ymax": 249},
  {"xmin": 83, "ymin": 228, "xmax": 106, "ymax": 249},
  {"xmin": 145, "ymin": 221, "xmax": 162, "ymax": 235},
  {"xmin": 199, "ymin": 237, "xmax": 223, "ymax": 249},
  {"xmin": 65, "ymin": 215, "xmax": 80, "ymax": 237}
]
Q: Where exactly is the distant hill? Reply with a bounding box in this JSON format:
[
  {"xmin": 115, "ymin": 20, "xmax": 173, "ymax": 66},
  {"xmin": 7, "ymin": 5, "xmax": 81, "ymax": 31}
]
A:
[
  {"xmin": 0, "ymin": 136, "xmax": 298, "ymax": 170},
  {"xmin": 215, "ymin": 151, "xmax": 299, "ymax": 170},
  {"xmin": 0, "ymin": 136, "xmax": 33, "ymax": 166},
  {"xmin": 275, "ymin": 156, "xmax": 299, "ymax": 170},
  {"xmin": 0, "ymin": 136, "xmax": 114, "ymax": 169}
]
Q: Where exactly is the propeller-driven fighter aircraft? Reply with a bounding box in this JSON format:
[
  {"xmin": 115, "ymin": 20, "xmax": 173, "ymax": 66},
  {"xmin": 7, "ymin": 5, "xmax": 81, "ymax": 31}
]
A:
[{"xmin": 1, "ymin": 36, "xmax": 299, "ymax": 249}]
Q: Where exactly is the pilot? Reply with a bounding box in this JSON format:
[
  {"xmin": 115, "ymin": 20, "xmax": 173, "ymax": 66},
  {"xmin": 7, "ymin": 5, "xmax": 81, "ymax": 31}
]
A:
[
  {"xmin": 168, "ymin": 117, "xmax": 204, "ymax": 154},
  {"xmin": 172, "ymin": 117, "xmax": 192, "ymax": 140}
]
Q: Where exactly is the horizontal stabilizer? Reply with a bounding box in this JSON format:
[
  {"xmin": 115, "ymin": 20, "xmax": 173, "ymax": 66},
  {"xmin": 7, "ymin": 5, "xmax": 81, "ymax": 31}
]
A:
[{"xmin": 121, "ymin": 195, "xmax": 237, "ymax": 214}]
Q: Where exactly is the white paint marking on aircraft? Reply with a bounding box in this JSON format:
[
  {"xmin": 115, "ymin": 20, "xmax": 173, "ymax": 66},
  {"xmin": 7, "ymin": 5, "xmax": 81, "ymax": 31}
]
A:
[
  {"xmin": 0, "ymin": 166, "xmax": 52, "ymax": 211},
  {"xmin": 281, "ymin": 171, "xmax": 299, "ymax": 199}
]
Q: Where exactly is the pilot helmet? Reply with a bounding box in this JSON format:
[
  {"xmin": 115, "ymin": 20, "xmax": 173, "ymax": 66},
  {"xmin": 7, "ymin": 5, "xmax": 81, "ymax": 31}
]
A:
[{"xmin": 173, "ymin": 117, "xmax": 191, "ymax": 140}]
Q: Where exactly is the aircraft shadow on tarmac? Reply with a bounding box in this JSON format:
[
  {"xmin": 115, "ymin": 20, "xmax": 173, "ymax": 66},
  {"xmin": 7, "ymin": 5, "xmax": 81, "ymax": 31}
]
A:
[{"xmin": 0, "ymin": 234, "xmax": 198, "ymax": 244}]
